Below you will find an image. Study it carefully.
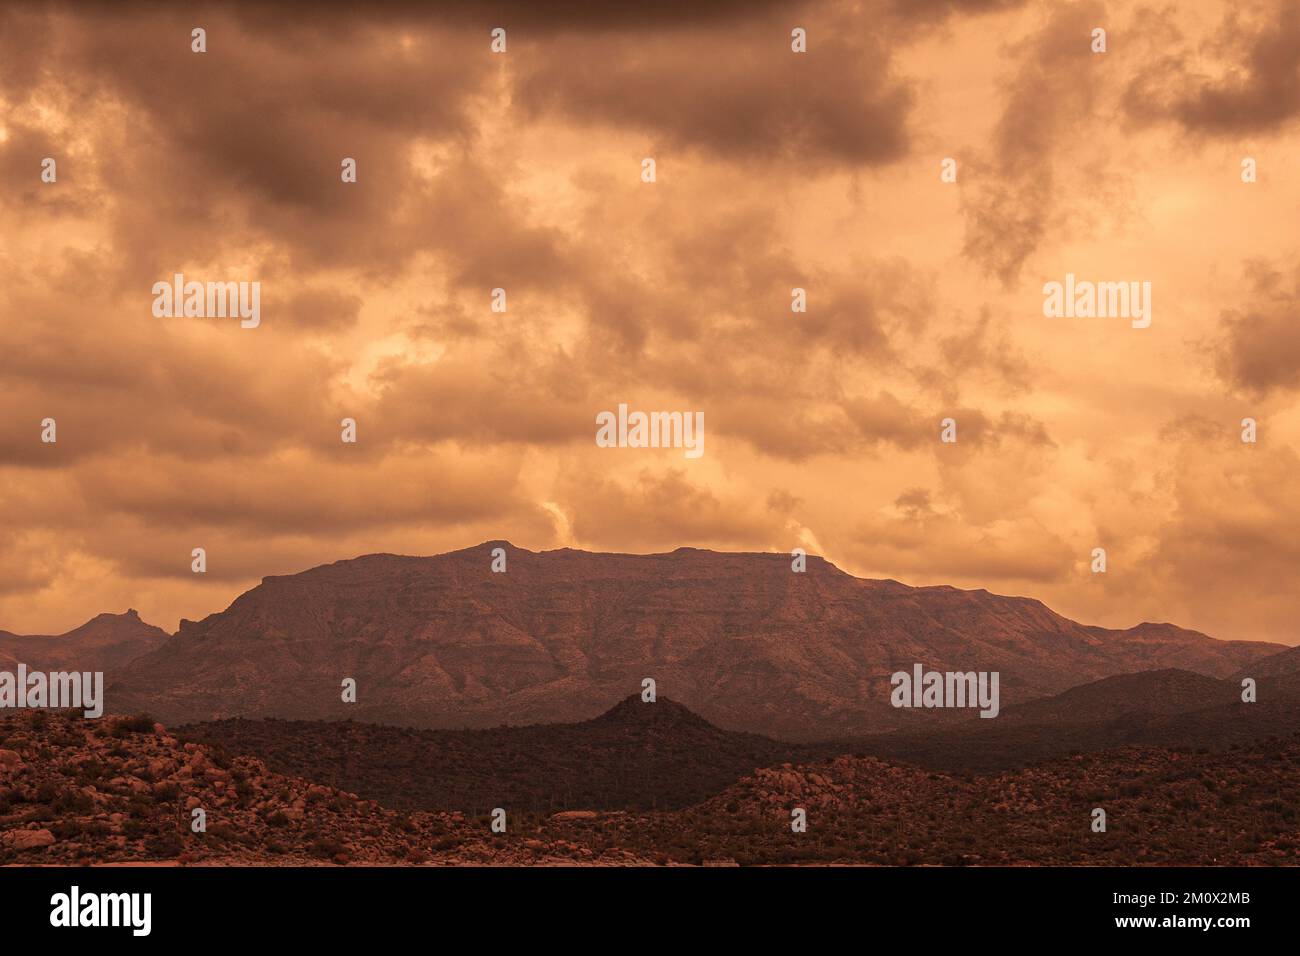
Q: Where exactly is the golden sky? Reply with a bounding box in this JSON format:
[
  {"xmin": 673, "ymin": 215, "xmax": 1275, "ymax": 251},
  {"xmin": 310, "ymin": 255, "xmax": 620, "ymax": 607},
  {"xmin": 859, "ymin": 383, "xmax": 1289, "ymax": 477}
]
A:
[{"xmin": 1, "ymin": 0, "xmax": 1298, "ymax": 644}]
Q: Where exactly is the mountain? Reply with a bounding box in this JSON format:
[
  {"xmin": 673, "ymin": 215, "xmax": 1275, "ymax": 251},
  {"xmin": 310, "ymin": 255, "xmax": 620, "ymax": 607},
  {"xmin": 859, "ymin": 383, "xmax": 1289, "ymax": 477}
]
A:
[
  {"xmin": 107, "ymin": 542, "xmax": 1286, "ymax": 739},
  {"xmin": 0, "ymin": 610, "xmax": 170, "ymax": 675},
  {"xmin": 178, "ymin": 695, "xmax": 839, "ymax": 813},
  {"xmin": 854, "ymin": 668, "xmax": 1300, "ymax": 772},
  {"xmin": 1246, "ymin": 644, "xmax": 1300, "ymax": 677},
  {"xmin": 1236, "ymin": 644, "xmax": 1300, "ymax": 700},
  {"xmin": 997, "ymin": 668, "xmax": 1240, "ymax": 723}
]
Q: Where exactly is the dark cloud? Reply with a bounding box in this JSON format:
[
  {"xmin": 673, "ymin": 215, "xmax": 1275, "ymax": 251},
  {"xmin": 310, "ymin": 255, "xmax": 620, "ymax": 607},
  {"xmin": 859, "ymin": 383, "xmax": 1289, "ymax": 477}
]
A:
[
  {"xmin": 281, "ymin": 288, "xmax": 363, "ymax": 333},
  {"xmin": 0, "ymin": 266, "xmax": 343, "ymax": 466},
  {"xmin": 76, "ymin": 450, "xmax": 533, "ymax": 539},
  {"xmin": 961, "ymin": 0, "xmax": 1103, "ymax": 285},
  {"xmin": 513, "ymin": 11, "xmax": 914, "ymax": 168},
  {"xmin": 1211, "ymin": 260, "xmax": 1300, "ymax": 394},
  {"xmin": 219, "ymin": 0, "xmax": 792, "ymax": 30},
  {"xmin": 836, "ymin": 502, "xmax": 1076, "ymax": 584},
  {"xmin": 368, "ymin": 348, "xmax": 593, "ymax": 448},
  {"xmin": 933, "ymin": 307, "xmax": 1034, "ymax": 396},
  {"xmin": 888, "ymin": 0, "xmax": 1028, "ymax": 22},
  {"xmin": 1125, "ymin": 1, "xmax": 1300, "ymax": 135},
  {"xmin": 950, "ymin": 409, "xmax": 1054, "ymax": 449},
  {"xmin": 0, "ymin": 4, "xmax": 523, "ymax": 284},
  {"xmin": 894, "ymin": 488, "xmax": 934, "ymax": 517},
  {"xmin": 565, "ymin": 468, "xmax": 778, "ymax": 552}
]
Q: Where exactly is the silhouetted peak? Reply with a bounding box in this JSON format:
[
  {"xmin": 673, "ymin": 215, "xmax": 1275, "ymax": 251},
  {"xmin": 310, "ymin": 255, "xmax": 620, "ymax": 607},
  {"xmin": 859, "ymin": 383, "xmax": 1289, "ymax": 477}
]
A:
[{"xmin": 595, "ymin": 694, "xmax": 712, "ymax": 728}]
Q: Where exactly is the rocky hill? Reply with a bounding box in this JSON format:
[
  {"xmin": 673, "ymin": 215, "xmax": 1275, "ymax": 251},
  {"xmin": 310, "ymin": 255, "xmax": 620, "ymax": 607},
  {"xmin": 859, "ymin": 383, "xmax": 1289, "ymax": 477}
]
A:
[
  {"xmin": 632, "ymin": 740, "xmax": 1300, "ymax": 865},
  {"xmin": 178, "ymin": 695, "xmax": 840, "ymax": 813},
  {"xmin": 0, "ymin": 610, "xmax": 169, "ymax": 675},
  {"xmin": 855, "ymin": 668, "xmax": 1300, "ymax": 772},
  {"xmin": 0, "ymin": 710, "xmax": 649, "ymax": 866}
]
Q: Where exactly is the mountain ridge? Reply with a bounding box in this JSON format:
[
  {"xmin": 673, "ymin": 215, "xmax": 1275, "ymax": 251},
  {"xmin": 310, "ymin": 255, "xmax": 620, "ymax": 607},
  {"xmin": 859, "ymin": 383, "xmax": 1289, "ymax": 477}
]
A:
[
  {"xmin": 104, "ymin": 542, "xmax": 1285, "ymax": 738},
  {"xmin": 0, "ymin": 610, "xmax": 170, "ymax": 675}
]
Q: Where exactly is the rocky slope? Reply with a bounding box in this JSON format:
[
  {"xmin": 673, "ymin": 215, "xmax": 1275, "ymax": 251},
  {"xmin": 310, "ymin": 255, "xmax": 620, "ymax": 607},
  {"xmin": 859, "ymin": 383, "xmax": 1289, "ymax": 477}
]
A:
[
  {"xmin": 1244, "ymin": 644, "xmax": 1300, "ymax": 678},
  {"xmin": 0, "ymin": 610, "xmax": 169, "ymax": 675},
  {"xmin": 1236, "ymin": 644, "xmax": 1300, "ymax": 699},
  {"xmin": 107, "ymin": 543, "xmax": 1285, "ymax": 738},
  {"xmin": 0, "ymin": 710, "xmax": 650, "ymax": 866},
  {"xmin": 631, "ymin": 741, "xmax": 1300, "ymax": 865},
  {"xmin": 996, "ymin": 668, "xmax": 1241, "ymax": 723}
]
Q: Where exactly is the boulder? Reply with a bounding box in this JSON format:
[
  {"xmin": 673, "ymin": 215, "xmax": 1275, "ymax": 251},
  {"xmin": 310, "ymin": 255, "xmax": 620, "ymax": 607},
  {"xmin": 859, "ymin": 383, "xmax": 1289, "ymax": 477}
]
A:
[{"xmin": 3, "ymin": 828, "xmax": 55, "ymax": 850}]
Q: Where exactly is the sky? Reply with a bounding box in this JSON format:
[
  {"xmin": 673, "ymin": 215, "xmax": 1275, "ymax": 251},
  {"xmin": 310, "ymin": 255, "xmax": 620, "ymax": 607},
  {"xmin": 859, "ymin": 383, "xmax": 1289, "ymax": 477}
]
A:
[{"xmin": 1, "ymin": 0, "xmax": 1298, "ymax": 644}]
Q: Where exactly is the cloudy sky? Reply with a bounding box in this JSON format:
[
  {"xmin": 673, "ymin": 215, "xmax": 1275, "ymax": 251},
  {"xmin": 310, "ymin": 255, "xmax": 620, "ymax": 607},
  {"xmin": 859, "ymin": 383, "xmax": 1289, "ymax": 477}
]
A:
[{"xmin": 1, "ymin": 0, "xmax": 1298, "ymax": 644}]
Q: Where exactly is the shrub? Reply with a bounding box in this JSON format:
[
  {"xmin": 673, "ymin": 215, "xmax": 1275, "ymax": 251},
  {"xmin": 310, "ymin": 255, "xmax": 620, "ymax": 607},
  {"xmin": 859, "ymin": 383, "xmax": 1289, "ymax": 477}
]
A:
[
  {"xmin": 34, "ymin": 780, "xmax": 60, "ymax": 804},
  {"xmin": 53, "ymin": 789, "xmax": 94, "ymax": 814},
  {"xmin": 143, "ymin": 832, "xmax": 184, "ymax": 857},
  {"xmin": 308, "ymin": 836, "xmax": 346, "ymax": 859},
  {"xmin": 111, "ymin": 714, "xmax": 156, "ymax": 737}
]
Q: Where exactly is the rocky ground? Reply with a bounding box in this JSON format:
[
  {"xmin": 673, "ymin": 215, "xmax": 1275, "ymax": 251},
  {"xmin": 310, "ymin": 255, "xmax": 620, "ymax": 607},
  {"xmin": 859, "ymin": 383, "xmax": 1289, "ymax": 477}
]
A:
[
  {"xmin": 3, "ymin": 710, "xmax": 1297, "ymax": 866},
  {"xmin": 640, "ymin": 743, "xmax": 1300, "ymax": 865},
  {"xmin": 0, "ymin": 710, "xmax": 650, "ymax": 865}
]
